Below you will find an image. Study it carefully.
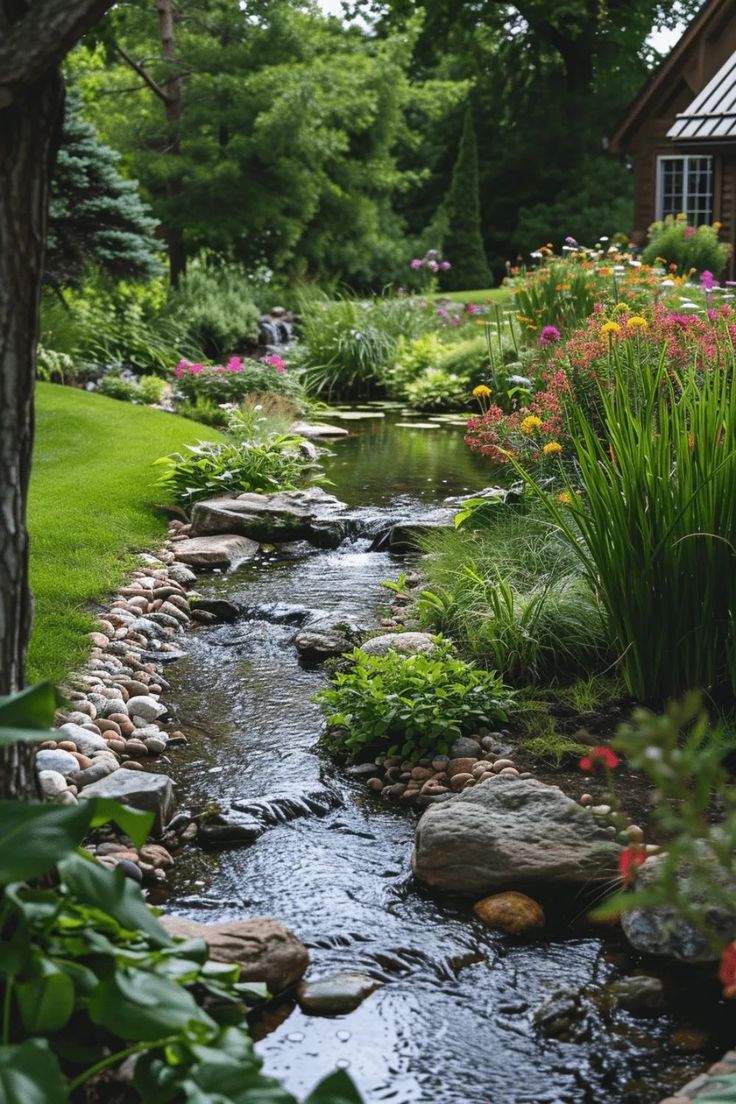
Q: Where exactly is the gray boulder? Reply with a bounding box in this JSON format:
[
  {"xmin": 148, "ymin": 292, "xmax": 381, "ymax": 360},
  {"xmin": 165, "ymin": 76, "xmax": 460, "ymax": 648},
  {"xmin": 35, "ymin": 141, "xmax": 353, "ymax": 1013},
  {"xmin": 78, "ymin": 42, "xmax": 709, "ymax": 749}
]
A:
[
  {"xmin": 292, "ymin": 421, "xmax": 349, "ymax": 439},
  {"xmin": 173, "ymin": 534, "xmax": 259, "ymax": 568},
  {"xmin": 126, "ymin": 695, "xmax": 166, "ymax": 723},
  {"xmin": 57, "ymin": 723, "xmax": 108, "ymax": 757},
  {"xmin": 79, "ymin": 768, "xmax": 175, "ymax": 831},
  {"xmin": 190, "ymin": 488, "xmax": 350, "ymax": 549},
  {"xmin": 36, "ymin": 749, "xmax": 80, "ymax": 777},
  {"xmin": 360, "ymin": 632, "xmax": 436, "ymax": 657},
  {"xmin": 160, "ymin": 916, "xmax": 309, "ymax": 992},
  {"xmin": 298, "ymin": 973, "xmax": 379, "ymax": 1015},
  {"xmin": 621, "ymin": 848, "xmax": 736, "ymax": 963},
  {"xmin": 412, "ymin": 776, "xmax": 619, "ymax": 894}
]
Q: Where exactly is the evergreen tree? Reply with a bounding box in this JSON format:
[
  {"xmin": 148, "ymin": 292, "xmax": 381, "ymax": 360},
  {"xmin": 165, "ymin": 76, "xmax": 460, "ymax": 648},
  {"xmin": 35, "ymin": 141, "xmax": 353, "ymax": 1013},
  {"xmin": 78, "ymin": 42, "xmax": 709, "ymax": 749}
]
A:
[
  {"xmin": 46, "ymin": 92, "xmax": 160, "ymax": 287},
  {"xmin": 442, "ymin": 104, "xmax": 492, "ymax": 290}
]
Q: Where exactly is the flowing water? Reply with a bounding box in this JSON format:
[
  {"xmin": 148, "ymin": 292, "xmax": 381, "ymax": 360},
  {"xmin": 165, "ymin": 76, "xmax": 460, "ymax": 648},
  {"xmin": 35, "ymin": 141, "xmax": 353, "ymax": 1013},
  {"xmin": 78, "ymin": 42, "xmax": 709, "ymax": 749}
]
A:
[{"xmin": 165, "ymin": 410, "xmax": 731, "ymax": 1104}]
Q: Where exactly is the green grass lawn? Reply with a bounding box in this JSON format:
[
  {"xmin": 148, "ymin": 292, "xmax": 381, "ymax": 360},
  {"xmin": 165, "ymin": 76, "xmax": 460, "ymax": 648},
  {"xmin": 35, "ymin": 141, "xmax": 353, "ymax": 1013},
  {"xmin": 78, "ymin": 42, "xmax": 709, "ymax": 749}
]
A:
[
  {"xmin": 437, "ymin": 288, "xmax": 512, "ymax": 306},
  {"xmin": 27, "ymin": 383, "xmax": 224, "ymax": 685}
]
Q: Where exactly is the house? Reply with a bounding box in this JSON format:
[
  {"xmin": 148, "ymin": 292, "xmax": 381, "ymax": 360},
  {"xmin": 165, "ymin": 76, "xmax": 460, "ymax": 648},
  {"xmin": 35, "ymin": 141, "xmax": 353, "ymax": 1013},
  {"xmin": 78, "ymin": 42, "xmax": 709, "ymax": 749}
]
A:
[{"xmin": 610, "ymin": 0, "xmax": 736, "ymax": 272}]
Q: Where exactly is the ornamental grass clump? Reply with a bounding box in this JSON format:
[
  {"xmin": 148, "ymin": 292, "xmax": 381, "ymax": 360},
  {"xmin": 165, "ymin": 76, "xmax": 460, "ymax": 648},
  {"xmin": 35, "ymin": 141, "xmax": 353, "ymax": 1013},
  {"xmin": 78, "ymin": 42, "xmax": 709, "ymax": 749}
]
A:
[
  {"xmin": 517, "ymin": 349, "xmax": 736, "ymax": 703},
  {"xmin": 316, "ymin": 644, "xmax": 514, "ymax": 762}
]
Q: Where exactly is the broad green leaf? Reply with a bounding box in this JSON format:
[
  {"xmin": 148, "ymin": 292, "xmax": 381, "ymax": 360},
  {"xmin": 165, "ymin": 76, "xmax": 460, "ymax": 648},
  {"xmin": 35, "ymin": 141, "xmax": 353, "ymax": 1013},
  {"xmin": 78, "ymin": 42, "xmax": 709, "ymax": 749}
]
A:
[
  {"xmin": 89, "ymin": 967, "xmax": 213, "ymax": 1040},
  {"xmin": 0, "ymin": 683, "xmax": 56, "ymax": 746},
  {"xmin": 305, "ymin": 1070, "xmax": 364, "ymax": 1104},
  {"xmin": 0, "ymin": 802, "xmax": 92, "ymax": 884},
  {"xmin": 87, "ymin": 798, "xmax": 153, "ymax": 847},
  {"xmin": 58, "ymin": 852, "xmax": 170, "ymax": 947},
  {"xmin": 16, "ymin": 960, "xmax": 75, "ymax": 1033},
  {"xmin": 0, "ymin": 1040, "xmax": 66, "ymax": 1104}
]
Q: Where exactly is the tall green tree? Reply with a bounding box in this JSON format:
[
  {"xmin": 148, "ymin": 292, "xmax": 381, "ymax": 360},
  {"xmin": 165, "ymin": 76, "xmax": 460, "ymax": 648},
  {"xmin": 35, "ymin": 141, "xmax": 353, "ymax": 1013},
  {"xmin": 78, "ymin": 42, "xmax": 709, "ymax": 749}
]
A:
[
  {"xmin": 441, "ymin": 103, "xmax": 491, "ymax": 289},
  {"xmin": 47, "ymin": 92, "xmax": 160, "ymax": 287}
]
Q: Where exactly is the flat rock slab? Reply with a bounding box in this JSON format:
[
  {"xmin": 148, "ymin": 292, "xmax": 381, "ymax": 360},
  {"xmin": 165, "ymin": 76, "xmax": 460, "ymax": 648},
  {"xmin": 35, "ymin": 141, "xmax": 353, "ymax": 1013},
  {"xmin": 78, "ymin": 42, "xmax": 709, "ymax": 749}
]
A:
[
  {"xmin": 412, "ymin": 775, "xmax": 619, "ymax": 894},
  {"xmin": 79, "ymin": 768, "xmax": 175, "ymax": 832},
  {"xmin": 292, "ymin": 421, "xmax": 349, "ymax": 438},
  {"xmin": 360, "ymin": 632, "xmax": 436, "ymax": 657},
  {"xmin": 161, "ymin": 917, "xmax": 309, "ymax": 992},
  {"xmin": 191, "ymin": 488, "xmax": 350, "ymax": 549},
  {"xmin": 298, "ymin": 972, "xmax": 379, "ymax": 1015},
  {"xmin": 174, "ymin": 534, "xmax": 259, "ymax": 568}
]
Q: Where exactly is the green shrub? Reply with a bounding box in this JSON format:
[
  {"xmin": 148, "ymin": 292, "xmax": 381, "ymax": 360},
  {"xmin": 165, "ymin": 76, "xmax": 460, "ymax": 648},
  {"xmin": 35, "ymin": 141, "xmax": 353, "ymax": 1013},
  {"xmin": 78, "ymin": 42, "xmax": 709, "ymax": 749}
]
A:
[
  {"xmin": 388, "ymin": 333, "xmax": 445, "ymax": 391},
  {"xmin": 0, "ymin": 684, "xmax": 360, "ymax": 1104},
  {"xmin": 641, "ymin": 215, "xmax": 730, "ymax": 276},
  {"xmin": 518, "ymin": 351, "xmax": 736, "ymax": 702},
  {"xmin": 155, "ymin": 435, "xmax": 315, "ymax": 507},
  {"xmin": 178, "ymin": 395, "xmax": 231, "ymax": 427},
  {"xmin": 97, "ymin": 375, "xmax": 142, "ymax": 402},
  {"xmin": 36, "ymin": 344, "xmax": 75, "ymax": 383},
  {"xmin": 165, "ymin": 258, "xmax": 261, "ymax": 359},
  {"xmin": 404, "ymin": 368, "xmax": 469, "ymax": 411},
  {"xmin": 436, "ymin": 335, "xmax": 490, "ymax": 385},
  {"xmin": 316, "ymin": 644, "xmax": 514, "ymax": 761},
  {"xmin": 139, "ymin": 374, "xmax": 167, "ymax": 404}
]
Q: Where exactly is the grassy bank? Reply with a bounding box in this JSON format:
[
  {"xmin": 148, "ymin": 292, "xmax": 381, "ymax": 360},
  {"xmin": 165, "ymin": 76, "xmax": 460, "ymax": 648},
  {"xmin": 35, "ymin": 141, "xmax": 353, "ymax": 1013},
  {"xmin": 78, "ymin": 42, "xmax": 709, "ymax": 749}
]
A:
[
  {"xmin": 27, "ymin": 383, "xmax": 224, "ymax": 684},
  {"xmin": 437, "ymin": 288, "xmax": 512, "ymax": 305}
]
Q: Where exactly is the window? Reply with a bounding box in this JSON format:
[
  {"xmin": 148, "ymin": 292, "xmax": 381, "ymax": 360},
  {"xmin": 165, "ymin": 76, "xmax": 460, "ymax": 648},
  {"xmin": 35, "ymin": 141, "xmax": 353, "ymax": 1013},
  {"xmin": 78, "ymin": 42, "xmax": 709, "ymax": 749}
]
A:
[{"xmin": 656, "ymin": 155, "xmax": 713, "ymax": 225}]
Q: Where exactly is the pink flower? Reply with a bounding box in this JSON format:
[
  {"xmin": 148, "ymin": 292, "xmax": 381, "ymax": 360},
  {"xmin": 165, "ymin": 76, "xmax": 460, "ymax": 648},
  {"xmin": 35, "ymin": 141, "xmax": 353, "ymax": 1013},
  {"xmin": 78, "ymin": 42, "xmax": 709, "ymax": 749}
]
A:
[
  {"xmin": 260, "ymin": 354, "xmax": 286, "ymax": 375},
  {"xmin": 539, "ymin": 325, "xmax": 561, "ymax": 346},
  {"xmin": 174, "ymin": 359, "xmax": 190, "ymax": 378},
  {"xmin": 440, "ymin": 261, "xmax": 451, "ymax": 271},
  {"xmin": 410, "ymin": 259, "xmax": 422, "ymax": 270},
  {"xmin": 701, "ymin": 270, "xmax": 719, "ymax": 290},
  {"xmin": 226, "ymin": 356, "xmax": 243, "ymax": 373},
  {"xmin": 189, "ymin": 363, "xmax": 204, "ymax": 374},
  {"xmin": 437, "ymin": 308, "xmax": 449, "ymax": 319},
  {"xmin": 465, "ymin": 303, "xmax": 479, "ymax": 315},
  {"xmin": 684, "ymin": 226, "xmax": 696, "ymax": 239}
]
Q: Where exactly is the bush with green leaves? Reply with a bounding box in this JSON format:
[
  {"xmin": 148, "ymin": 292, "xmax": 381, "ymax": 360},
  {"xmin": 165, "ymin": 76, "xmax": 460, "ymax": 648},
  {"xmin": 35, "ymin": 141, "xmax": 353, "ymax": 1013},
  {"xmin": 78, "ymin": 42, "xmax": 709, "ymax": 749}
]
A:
[
  {"xmin": 173, "ymin": 359, "xmax": 305, "ymax": 409},
  {"xmin": 164, "ymin": 259, "xmax": 261, "ymax": 360},
  {"xmin": 641, "ymin": 215, "xmax": 730, "ymax": 276},
  {"xmin": 155, "ymin": 434, "xmax": 317, "ymax": 507},
  {"xmin": 403, "ymin": 368, "xmax": 469, "ymax": 412},
  {"xmin": 0, "ymin": 683, "xmax": 361, "ymax": 1104},
  {"xmin": 316, "ymin": 644, "xmax": 514, "ymax": 761}
]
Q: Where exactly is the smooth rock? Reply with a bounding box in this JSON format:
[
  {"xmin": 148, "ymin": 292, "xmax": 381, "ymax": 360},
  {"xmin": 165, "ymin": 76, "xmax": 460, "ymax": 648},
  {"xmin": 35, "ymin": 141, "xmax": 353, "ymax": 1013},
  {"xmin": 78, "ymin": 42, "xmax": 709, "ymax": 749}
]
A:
[
  {"xmin": 198, "ymin": 816, "xmax": 264, "ymax": 846},
  {"xmin": 70, "ymin": 758, "xmax": 119, "ymax": 788},
  {"xmin": 473, "ymin": 891, "xmax": 545, "ymax": 935},
  {"xmin": 144, "ymin": 735, "xmax": 168, "ymax": 755},
  {"xmin": 413, "ymin": 776, "xmax": 619, "ymax": 894},
  {"xmin": 360, "ymin": 632, "xmax": 436, "ymax": 657},
  {"xmin": 297, "ymin": 972, "xmax": 379, "ymax": 1015},
  {"xmin": 293, "ymin": 622, "xmax": 357, "ymax": 660},
  {"xmin": 190, "ymin": 488, "xmax": 350, "ymax": 549},
  {"xmin": 188, "ymin": 598, "xmax": 240, "ymax": 623},
  {"xmin": 78, "ymin": 768, "xmax": 175, "ymax": 832},
  {"xmin": 160, "ymin": 917, "xmax": 309, "ymax": 992},
  {"xmin": 38, "ymin": 769, "xmax": 70, "ymax": 799},
  {"xmin": 126, "ymin": 695, "xmax": 166, "ymax": 723},
  {"xmin": 621, "ymin": 847, "xmax": 736, "ymax": 962},
  {"xmin": 448, "ymin": 736, "xmax": 482, "ymax": 759},
  {"xmin": 174, "ymin": 534, "xmax": 260, "ymax": 568},
  {"xmin": 168, "ymin": 563, "xmax": 198, "ymax": 586},
  {"xmin": 292, "ymin": 421, "xmax": 349, "ymax": 439},
  {"xmin": 609, "ymin": 975, "xmax": 665, "ymax": 1014},
  {"xmin": 36, "ymin": 748, "xmax": 80, "ymax": 777},
  {"xmin": 57, "ymin": 723, "xmax": 109, "ymax": 757}
]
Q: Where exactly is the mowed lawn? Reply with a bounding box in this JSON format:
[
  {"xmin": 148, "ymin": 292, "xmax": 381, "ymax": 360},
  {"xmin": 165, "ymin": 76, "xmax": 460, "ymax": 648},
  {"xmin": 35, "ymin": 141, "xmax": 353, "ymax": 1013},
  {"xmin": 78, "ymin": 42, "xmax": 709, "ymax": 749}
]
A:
[
  {"xmin": 27, "ymin": 383, "xmax": 224, "ymax": 685},
  {"xmin": 437, "ymin": 288, "xmax": 512, "ymax": 306}
]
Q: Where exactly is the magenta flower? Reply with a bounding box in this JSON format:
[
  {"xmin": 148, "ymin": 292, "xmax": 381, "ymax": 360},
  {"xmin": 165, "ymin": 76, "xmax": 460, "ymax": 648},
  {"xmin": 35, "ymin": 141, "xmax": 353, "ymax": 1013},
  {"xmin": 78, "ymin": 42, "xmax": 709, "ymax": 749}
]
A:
[
  {"xmin": 440, "ymin": 261, "xmax": 451, "ymax": 271},
  {"xmin": 189, "ymin": 363, "xmax": 204, "ymax": 374},
  {"xmin": 684, "ymin": 226, "xmax": 696, "ymax": 239},
  {"xmin": 437, "ymin": 308, "xmax": 449, "ymax": 319},
  {"xmin": 700, "ymin": 270, "xmax": 719, "ymax": 290},
  {"xmin": 410, "ymin": 259, "xmax": 422, "ymax": 270},
  {"xmin": 174, "ymin": 358, "xmax": 190, "ymax": 378},
  {"xmin": 465, "ymin": 303, "xmax": 479, "ymax": 315},
  {"xmin": 226, "ymin": 356, "xmax": 243, "ymax": 373},
  {"xmin": 260, "ymin": 354, "xmax": 287, "ymax": 374},
  {"xmin": 539, "ymin": 325, "xmax": 561, "ymax": 346}
]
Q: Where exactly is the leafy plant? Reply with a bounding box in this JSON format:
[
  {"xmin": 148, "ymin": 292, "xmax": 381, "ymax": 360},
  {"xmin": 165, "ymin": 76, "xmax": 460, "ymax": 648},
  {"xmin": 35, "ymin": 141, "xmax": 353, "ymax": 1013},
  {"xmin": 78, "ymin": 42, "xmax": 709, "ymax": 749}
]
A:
[
  {"xmin": 641, "ymin": 215, "xmax": 730, "ymax": 276},
  {"xmin": 164, "ymin": 258, "xmax": 261, "ymax": 359},
  {"xmin": 173, "ymin": 359, "xmax": 304, "ymax": 408},
  {"xmin": 155, "ymin": 435, "xmax": 318, "ymax": 507},
  {"xmin": 97, "ymin": 375, "xmax": 142, "ymax": 403},
  {"xmin": 403, "ymin": 367, "xmax": 468, "ymax": 411},
  {"xmin": 316, "ymin": 643, "xmax": 514, "ymax": 761},
  {"xmin": 0, "ymin": 685, "xmax": 362, "ymax": 1104}
]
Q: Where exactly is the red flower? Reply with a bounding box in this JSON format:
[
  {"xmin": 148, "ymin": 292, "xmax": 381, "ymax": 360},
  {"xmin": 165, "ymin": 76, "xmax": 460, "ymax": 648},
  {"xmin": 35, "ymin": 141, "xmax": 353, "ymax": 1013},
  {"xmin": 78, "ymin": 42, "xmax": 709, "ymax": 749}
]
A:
[
  {"xmin": 579, "ymin": 746, "xmax": 620, "ymax": 772},
  {"xmin": 719, "ymin": 942, "xmax": 736, "ymax": 998},
  {"xmin": 619, "ymin": 847, "xmax": 646, "ymax": 886}
]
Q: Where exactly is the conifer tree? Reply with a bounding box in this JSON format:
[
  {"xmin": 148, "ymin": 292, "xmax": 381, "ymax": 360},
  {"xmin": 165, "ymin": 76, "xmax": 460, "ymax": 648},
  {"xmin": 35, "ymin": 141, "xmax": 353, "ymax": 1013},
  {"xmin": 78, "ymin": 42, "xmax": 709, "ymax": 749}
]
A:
[
  {"xmin": 442, "ymin": 103, "xmax": 492, "ymax": 290},
  {"xmin": 47, "ymin": 92, "xmax": 160, "ymax": 286}
]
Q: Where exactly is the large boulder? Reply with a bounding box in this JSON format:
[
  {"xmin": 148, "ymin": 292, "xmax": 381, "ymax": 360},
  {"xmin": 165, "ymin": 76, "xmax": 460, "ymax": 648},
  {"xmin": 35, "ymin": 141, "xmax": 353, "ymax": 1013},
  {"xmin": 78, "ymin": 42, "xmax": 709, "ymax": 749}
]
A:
[
  {"xmin": 621, "ymin": 848, "xmax": 736, "ymax": 963},
  {"xmin": 173, "ymin": 534, "xmax": 259, "ymax": 568},
  {"xmin": 78, "ymin": 768, "xmax": 175, "ymax": 832},
  {"xmin": 160, "ymin": 917, "xmax": 309, "ymax": 992},
  {"xmin": 190, "ymin": 489, "xmax": 350, "ymax": 548},
  {"xmin": 293, "ymin": 616, "xmax": 363, "ymax": 661},
  {"xmin": 412, "ymin": 776, "xmax": 619, "ymax": 894}
]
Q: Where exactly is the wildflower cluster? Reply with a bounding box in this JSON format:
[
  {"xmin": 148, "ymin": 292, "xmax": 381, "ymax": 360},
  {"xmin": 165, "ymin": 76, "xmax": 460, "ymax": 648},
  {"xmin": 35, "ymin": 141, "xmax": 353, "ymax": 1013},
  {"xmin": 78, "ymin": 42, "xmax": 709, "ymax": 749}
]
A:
[
  {"xmin": 410, "ymin": 249, "xmax": 451, "ymax": 274},
  {"xmin": 171, "ymin": 353, "xmax": 297, "ymax": 406},
  {"xmin": 465, "ymin": 369, "xmax": 569, "ymax": 465}
]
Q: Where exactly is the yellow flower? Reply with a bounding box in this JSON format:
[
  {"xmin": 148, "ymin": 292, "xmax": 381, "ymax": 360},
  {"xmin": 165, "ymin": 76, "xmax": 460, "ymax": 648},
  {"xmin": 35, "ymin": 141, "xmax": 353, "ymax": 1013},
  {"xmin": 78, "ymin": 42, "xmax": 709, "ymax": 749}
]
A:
[
  {"xmin": 626, "ymin": 316, "xmax": 649, "ymax": 330},
  {"xmin": 558, "ymin": 491, "xmax": 572, "ymax": 504},
  {"xmin": 600, "ymin": 321, "xmax": 621, "ymax": 337},
  {"xmin": 612, "ymin": 302, "xmax": 630, "ymax": 314},
  {"xmin": 713, "ymin": 221, "xmax": 722, "ymax": 231},
  {"xmin": 520, "ymin": 415, "xmax": 543, "ymax": 434},
  {"xmin": 676, "ymin": 212, "xmax": 688, "ymax": 221},
  {"xmin": 543, "ymin": 441, "xmax": 563, "ymax": 456},
  {"xmin": 472, "ymin": 384, "xmax": 492, "ymax": 397}
]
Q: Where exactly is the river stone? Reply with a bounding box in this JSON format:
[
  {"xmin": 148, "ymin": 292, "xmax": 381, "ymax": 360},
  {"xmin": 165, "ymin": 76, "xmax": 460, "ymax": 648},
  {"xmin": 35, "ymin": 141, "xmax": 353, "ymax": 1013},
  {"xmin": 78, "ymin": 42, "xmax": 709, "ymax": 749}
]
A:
[
  {"xmin": 36, "ymin": 748, "xmax": 80, "ymax": 777},
  {"xmin": 292, "ymin": 421, "xmax": 349, "ymax": 439},
  {"xmin": 57, "ymin": 723, "xmax": 109, "ymax": 757},
  {"xmin": 448, "ymin": 736, "xmax": 482, "ymax": 759},
  {"xmin": 297, "ymin": 973, "xmax": 379, "ymax": 1015},
  {"xmin": 160, "ymin": 917, "xmax": 309, "ymax": 992},
  {"xmin": 384, "ymin": 520, "xmax": 454, "ymax": 552},
  {"xmin": 190, "ymin": 488, "xmax": 350, "ymax": 549},
  {"xmin": 126, "ymin": 695, "xmax": 166, "ymax": 723},
  {"xmin": 38, "ymin": 769, "xmax": 71, "ymax": 799},
  {"xmin": 621, "ymin": 847, "xmax": 736, "ymax": 963},
  {"xmin": 609, "ymin": 975, "xmax": 665, "ymax": 1014},
  {"xmin": 174, "ymin": 535, "xmax": 260, "ymax": 568},
  {"xmin": 473, "ymin": 891, "xmax": 545, "ymax": 935},
  {"xmin": 198, "ymin": 816, "xmax": 264, "ymax": 845},
  {"xmin": 293, "ymin": 618, "xmax": 360, "ymax": 661},
  {"xmin": 70, "ymin": 757, "xmax": 120, "ymax": 788},
  {"xmin": 168, "ymin": 563, "xmax": 198, "ymax": 587},
  {"xmin": 189, "ymin": 598, "xmax": 240, "ymax": 623},
  {"xmin": 360, "ymin": 632, "xmax": 436, "ymax": 657},
  {"xmin": 412, "ymin": 776, "xmax": 619, "ymax": 893},
  {"xmin": 79, "ymin": 768, "xmax": 175, "ymax": 831}
]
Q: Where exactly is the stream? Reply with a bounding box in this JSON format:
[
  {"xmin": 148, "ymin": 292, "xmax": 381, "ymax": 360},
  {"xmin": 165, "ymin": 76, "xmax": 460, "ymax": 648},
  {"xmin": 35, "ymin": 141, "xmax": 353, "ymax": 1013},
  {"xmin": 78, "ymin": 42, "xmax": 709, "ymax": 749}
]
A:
[{"xmin": 165, "ymin": 409, "xmax": 731, "ymax": 1104}]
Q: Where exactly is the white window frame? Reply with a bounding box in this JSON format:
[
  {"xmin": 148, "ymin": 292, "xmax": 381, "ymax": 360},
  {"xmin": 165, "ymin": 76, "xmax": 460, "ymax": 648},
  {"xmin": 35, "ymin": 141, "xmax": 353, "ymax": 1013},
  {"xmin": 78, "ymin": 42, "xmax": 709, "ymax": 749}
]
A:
[{"xmin": 656, "ymin": 154, "xmax": 714, "ymax": 225}]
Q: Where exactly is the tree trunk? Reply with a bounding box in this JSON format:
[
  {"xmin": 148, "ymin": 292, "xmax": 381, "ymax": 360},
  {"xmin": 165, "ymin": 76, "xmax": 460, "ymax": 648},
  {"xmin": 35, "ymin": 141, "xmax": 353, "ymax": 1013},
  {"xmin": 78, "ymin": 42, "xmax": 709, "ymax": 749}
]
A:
[
  {"xmin": 0, "ymin": 68, "xmax": 65, "ymax": 798},
  {"xmin": 157, "ymin": 0, "xmax": 185, "ymax": 287}
]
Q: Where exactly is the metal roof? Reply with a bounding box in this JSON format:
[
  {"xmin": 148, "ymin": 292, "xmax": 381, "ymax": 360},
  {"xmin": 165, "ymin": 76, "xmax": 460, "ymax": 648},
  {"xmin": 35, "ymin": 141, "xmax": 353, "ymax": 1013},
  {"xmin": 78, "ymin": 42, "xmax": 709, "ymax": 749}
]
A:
[{"xmin": 668, "ymin": 49, "xmax": 736, "ymax": 140}]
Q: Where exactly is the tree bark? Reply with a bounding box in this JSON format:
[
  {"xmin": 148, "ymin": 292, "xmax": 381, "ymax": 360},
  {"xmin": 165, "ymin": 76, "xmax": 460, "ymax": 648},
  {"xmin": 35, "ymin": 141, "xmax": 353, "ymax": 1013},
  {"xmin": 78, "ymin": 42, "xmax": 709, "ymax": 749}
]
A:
[
  {"xmin": 0, "ymin": 68, "xmax": 65, "ymax": 798},
  {"xmin": 157, "ymin": 0, "xmax": 186, "ymax": 287}
]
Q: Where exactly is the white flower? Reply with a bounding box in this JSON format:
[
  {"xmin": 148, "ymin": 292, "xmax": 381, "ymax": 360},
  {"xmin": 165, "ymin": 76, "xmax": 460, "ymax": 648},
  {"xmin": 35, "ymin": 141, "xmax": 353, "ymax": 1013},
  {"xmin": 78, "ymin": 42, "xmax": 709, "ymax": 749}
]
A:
[
  {"xmin": 600, "ymin": 236, "xmax": 609, "ymax": 241},
  {"xmin": 629, "ymin": 260, "xmax": 642, "ymax": 267},
  {"xmin": 530, "ymin": 251, "xmax": 543, "ymax": 259},
  {"xmin": 660, "ymin": 279, "xmax": 675, "ymax": 287}
]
